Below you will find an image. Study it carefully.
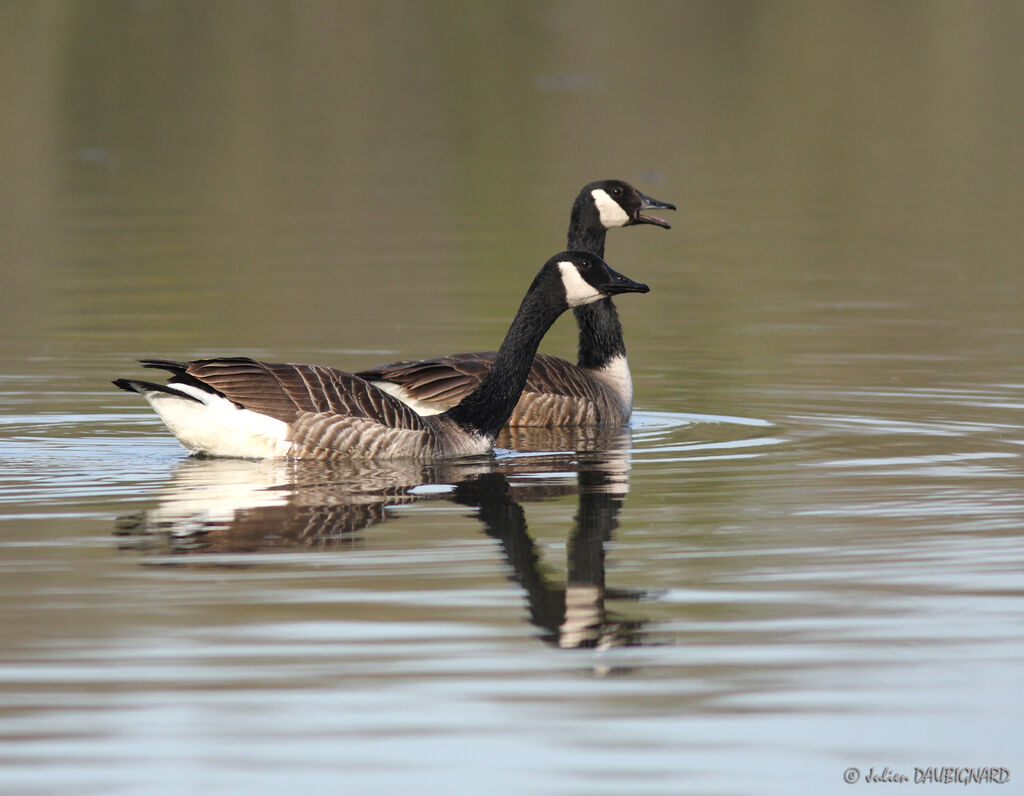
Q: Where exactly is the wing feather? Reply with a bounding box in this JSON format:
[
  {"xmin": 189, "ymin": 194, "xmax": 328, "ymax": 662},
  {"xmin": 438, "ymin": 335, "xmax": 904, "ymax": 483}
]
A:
[{"xmin": 357, "ymin": 352, "xmax": 496, "ymax": 405}]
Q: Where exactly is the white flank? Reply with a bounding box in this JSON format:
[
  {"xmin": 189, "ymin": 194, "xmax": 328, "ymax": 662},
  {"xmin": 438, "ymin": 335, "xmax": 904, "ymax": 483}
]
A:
[
  {"xmin": 141, "ymin": 384, "xmax": 291, "ymax": 458},
  {"xmin": 370, "ymin": 381, "xmax": 448, "ymax": 416},
  {"xmin": 558, "ymin": 261, "xmax": 604, "ymax": 307},
  {"xmin": 591, "ymin": 353, "xmax": 633, "ymax": 415},
  {"xmin": 590, "ymin": 188, "xmax": 630, "ymax": 228}
]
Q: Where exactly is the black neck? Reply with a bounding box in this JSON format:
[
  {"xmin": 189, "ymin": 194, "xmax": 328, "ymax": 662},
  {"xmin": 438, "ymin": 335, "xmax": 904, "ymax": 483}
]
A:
[
  {"xmin": 573, "ymin": 298, "xmax": 626, "ymax": 369},
  {"xmin": 568, "ymin": 214, "xmax": 626, "ymax": 370},
  {"xmin": 444, "ymin": 280, "xmax": 565, "ymax": 440},
  {"xmin": 567, "ymin": 218, "xmax": 607, "ymax": 258}
]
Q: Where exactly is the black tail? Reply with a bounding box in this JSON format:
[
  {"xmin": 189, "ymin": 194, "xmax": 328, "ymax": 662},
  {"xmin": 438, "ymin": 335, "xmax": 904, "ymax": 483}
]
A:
[
  {"xmin": 111, "ymin": 378, "xmax": 204, "ymax": 403},
  {"xmin": 139, "ymin": 358, "xmax": 190, "ymax": 375}
]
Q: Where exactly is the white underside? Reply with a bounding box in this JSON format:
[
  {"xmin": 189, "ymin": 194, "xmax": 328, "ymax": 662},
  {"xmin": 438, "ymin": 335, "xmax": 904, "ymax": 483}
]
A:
[
  {"xmin": 141, "ymin": 384, "xmax": 292, "ymax": 458},
  {"xmin": 370, "ymin": 381, "xmax": 448, "ymax": 416}
]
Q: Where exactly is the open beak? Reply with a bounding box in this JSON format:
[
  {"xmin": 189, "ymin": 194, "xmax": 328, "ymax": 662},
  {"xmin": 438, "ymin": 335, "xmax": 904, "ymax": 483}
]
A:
[
  {"xmin": 633, "ymin": 192, "xmax": 676, "ymax": 229},
  {"xmin": 603, "ymin": 266, "xmax": 650, "ymax": 296}
]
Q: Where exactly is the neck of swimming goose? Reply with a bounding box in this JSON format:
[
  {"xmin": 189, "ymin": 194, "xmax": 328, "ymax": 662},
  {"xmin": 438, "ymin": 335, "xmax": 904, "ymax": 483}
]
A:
[
  {"xmin": 568, "ymin": 219, "xmax": 626, "ymax": 371},
  {"xmin": 444, "ymin": 283, "xmax": 565, "ymax": 440}
]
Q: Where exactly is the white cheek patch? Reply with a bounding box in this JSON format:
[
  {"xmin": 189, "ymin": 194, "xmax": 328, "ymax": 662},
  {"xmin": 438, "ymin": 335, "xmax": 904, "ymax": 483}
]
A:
[
  {"xmin": 558, "ymin": 261, "xmax": 604, "ymax": 307},
  {"xmin": 590, "ymin": 188, "xmax": 630, "ymax": 228}
]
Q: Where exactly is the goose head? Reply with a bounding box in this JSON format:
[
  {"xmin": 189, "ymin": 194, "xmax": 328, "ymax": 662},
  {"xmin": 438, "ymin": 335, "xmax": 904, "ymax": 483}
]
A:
[
  {"xmin": 580, "ymin": 179, "xmax": 676, "ymax": 231},
  {"xmin": 549, "ymin": 250, "xmax": 650, "ymax": 309}
]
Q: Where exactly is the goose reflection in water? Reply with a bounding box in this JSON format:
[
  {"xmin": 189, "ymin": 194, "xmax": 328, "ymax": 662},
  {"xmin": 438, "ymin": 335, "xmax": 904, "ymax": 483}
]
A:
[
  {"xmin": 116, "ymin": 456, "xmax": 488, "ymax": 553},
  {"xmin": 451, "ymin": 468, "xmax": 651, "ymax": 651},
  {"xmin": 116, "ymin": 426, "xmax": 654, "ymax": 650}
]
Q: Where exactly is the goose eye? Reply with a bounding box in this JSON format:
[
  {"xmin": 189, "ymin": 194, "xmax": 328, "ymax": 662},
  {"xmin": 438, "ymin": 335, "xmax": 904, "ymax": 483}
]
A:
[{"xmin": 611, "ymin": 186, "xmax": 623, "ymax": 197}]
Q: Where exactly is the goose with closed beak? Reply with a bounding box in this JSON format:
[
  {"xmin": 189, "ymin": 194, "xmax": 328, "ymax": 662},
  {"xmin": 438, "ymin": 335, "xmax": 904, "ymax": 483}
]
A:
[
  {"xmin": 112, "ymin": 251, "xmax": 649, "ymax": 460},
  {"xmin": 356, "ymin": 179, "xmax": 674, "ymax": 426}
]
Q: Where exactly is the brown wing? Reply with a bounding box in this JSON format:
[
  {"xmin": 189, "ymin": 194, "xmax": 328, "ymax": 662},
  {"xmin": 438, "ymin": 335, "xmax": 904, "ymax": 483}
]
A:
[
  {"xmin": 523, "ymin": 354, "xmax": 610, "ymax": 401},
  {"xmin": 356, "ymin": 352, "xmax": 498, "ymax": 407},
  {"xmin": 144, "ymin": 357, "xmax": 427, "ymax": 431},
  {"xmin": 356, "ymin": 351, "xmax": 606, "ymax": 407}
]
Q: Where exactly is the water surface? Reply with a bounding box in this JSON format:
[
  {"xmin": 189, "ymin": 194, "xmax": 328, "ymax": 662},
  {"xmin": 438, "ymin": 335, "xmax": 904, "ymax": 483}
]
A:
[{"xmin": 1, "ymin": 3, "xmax": 1023, "ymax": 794}]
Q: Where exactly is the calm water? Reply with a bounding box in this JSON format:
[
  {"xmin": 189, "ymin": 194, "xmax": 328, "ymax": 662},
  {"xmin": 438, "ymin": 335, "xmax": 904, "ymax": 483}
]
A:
[{"xmin": 2, "ymin": 3, "xmax": 1023, "ymax": 794}]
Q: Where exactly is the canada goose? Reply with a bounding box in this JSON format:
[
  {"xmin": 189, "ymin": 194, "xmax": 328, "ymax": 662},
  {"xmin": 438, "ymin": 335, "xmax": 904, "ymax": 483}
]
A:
[
  {"xmin": 112, "ymin": 251, "xmax": 649, "ymax": 460},
  {"xmin": 356, "ymin": 179, "xmax": 674, "ymax": 426}
]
